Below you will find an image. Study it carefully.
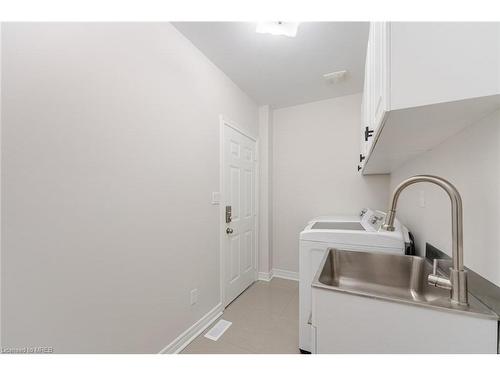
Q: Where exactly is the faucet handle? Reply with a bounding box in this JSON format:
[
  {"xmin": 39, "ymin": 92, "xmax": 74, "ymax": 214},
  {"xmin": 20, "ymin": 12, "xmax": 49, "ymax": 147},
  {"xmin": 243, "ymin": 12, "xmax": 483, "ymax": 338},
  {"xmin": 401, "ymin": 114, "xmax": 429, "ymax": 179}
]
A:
[
  {"xmin": 432, "ymin": 259, "xmax": 438, "ymax": 275},
  {"xmin": 428, "ymin": 259, "xmax": 452, "ymax": 290}
]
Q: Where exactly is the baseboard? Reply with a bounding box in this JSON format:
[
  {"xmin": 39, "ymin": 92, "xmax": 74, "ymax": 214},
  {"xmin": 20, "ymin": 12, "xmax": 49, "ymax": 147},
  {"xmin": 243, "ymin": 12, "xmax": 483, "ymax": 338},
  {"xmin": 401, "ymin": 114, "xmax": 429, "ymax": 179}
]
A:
[
  {"xmin": 272, "ymin": 268, "xmax": 299, "ymax": 281},
  {"xmin": 258, "ymin": 268, "xmax": 299, "ymax": 282},
  {"xmin": 258, "ymin": 270, "xmax": 274, "ymax": 282},
  {"xmin": 159, "ymin": 302, "xmax": 223, "ymax": 354},
  {"xmin": 160, "ymin": 268, "xmax": 297, "ymax": 353}
]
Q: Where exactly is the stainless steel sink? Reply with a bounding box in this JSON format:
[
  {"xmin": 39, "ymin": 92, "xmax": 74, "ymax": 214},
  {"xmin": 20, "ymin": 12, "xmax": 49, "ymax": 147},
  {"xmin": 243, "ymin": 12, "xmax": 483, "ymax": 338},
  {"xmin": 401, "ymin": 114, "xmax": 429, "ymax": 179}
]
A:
[{"xmin": 312, "ymin": 248, "xmax": 497, "ymax": 320}]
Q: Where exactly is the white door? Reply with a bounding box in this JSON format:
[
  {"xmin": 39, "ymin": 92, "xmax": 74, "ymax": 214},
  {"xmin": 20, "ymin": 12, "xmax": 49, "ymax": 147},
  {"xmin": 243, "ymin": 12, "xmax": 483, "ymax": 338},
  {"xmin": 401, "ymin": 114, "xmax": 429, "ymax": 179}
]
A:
[{"xmin": 222, "ymin": 121, "xmax": 257, "ymax": 306}]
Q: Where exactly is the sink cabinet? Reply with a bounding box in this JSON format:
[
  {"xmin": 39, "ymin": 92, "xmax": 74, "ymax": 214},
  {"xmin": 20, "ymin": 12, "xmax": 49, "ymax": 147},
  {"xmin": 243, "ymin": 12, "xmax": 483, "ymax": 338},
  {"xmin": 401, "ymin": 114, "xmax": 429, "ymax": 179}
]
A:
[
  {"xmin": 311, "ymin": 287, "xmax": 498, "ymax": 353},
  {"xmin": 359, "ymin": 22, "xmax": 500, "ymax": 174}
]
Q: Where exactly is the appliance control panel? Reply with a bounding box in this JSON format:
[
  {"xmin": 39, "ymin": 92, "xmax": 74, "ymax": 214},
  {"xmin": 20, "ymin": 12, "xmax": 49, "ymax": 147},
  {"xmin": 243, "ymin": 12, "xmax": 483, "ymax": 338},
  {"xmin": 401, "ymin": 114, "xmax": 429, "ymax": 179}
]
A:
[{"xmin": 360, "ymin": 208, "xmax": 386, "ymax": 232}]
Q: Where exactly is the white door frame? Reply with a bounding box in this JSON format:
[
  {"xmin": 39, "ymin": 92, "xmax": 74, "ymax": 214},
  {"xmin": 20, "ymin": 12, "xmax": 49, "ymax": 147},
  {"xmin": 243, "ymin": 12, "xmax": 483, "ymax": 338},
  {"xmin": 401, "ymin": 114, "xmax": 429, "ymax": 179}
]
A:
[{"xmin": 219, "ymin": 115, "xmax": 259, "ymax": 307}]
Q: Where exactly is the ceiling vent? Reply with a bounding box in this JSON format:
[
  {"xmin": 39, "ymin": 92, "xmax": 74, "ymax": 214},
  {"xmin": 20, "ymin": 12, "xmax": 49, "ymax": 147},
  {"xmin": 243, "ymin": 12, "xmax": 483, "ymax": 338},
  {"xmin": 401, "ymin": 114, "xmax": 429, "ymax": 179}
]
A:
[{"xmin": 323, "ymin": 70, "xmax": 348, "ymax": 84}]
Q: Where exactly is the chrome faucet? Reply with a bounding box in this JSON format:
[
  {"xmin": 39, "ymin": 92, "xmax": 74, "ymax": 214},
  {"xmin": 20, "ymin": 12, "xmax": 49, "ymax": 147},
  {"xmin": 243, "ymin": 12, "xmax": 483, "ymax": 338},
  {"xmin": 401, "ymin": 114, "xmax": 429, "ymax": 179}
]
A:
[{"xmin": 382, "ymin": 175, "xmax": 468, "ymax": 306}]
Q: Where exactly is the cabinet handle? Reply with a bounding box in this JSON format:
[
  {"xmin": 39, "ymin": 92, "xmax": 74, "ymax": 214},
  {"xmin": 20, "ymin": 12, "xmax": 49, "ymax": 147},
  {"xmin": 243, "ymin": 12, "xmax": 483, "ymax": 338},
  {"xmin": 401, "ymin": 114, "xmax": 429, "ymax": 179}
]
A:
[
  {"xmin": 364, "ymin": 126, "xmax": 374, "ymax": 141},
  {"xmin": 359, "ymin": 154, "xmax": 365, "ymax": 163}
]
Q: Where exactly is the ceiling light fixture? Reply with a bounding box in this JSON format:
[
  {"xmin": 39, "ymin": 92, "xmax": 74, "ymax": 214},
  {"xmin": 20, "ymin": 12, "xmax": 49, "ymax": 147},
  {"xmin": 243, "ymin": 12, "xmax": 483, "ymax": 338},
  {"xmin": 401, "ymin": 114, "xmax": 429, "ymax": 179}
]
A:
[{"xmin": 256, "ymin": 22, "xmax": 300, "ymax": 37}]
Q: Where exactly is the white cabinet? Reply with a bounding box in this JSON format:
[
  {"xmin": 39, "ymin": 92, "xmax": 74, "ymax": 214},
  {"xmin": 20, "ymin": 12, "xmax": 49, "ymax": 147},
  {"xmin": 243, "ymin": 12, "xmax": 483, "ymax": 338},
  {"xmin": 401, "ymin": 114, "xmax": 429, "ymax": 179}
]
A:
[
  {"xmin": 359, "ymin": 81, "xmax": 369, "ymax": 169},
  {"xmin": 359, "ymin": 22, "xmax": 389, "ymax": 167},
  {"xmin": 367, "ymin": 22, "xmax": 389, "ymax": 133},
  {"xmin": 389, "ymin": 22, "xmax": 500, "ymax": 110},
  {"xmin": 312, "ymin": 287, "xmax": 498, "ymax": 354},
  {"xmin": 360, "ymin": 22, "xmax": 500, "ymax": 174}
]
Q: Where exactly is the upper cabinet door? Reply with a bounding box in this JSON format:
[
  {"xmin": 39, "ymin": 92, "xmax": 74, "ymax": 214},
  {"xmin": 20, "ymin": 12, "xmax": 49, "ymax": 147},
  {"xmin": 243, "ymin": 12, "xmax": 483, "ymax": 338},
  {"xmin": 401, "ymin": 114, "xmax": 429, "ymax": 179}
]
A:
[
  {"xmin": 370, "ymin": 22, "xmax": 390, "ymax": 131},
  {"xmin": 360, "ymin": 22, "xmax": 389, "ymax": 160},
  {"xmin": 360, "ymin": 22, "xmax": 500, "ymax": 174},
  {"xmin": 389, "ymin": 22, "xmax": 500, "ymax": 110},
  {"xmin": 362, "ymin": 22, "xmax": 500, "ymax": 125},
  {"xmin": 361, "ymin": 27, "xmax": 373, "ymax": 155}
]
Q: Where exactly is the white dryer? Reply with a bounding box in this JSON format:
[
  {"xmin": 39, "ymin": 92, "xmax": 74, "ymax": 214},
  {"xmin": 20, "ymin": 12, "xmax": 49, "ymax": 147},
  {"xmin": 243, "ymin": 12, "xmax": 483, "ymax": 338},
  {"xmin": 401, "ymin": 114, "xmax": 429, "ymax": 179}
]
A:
[{"xmin": 299, "ymin": 208, "xmax": 412, "ymax": 353}]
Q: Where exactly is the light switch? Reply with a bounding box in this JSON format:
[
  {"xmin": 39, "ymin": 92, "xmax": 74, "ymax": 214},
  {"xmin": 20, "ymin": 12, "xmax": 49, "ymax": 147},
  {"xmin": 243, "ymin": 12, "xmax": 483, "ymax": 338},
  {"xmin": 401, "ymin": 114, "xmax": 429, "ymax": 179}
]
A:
[{"xmin": 211, "ymin": 192, "xmax": 220, "ymax": 205}]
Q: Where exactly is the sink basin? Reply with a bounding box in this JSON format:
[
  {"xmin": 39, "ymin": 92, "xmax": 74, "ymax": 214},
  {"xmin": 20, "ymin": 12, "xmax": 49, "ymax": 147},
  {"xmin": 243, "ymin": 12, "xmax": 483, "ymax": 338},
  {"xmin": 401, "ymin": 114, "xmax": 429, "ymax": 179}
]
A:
[
  {"xmin": 312, "ymin": 248, "xmax": 497, "ymax": 319},
  {"xmin": 317, "ymin": 248, "xmax": 445, "ymax": 303}
]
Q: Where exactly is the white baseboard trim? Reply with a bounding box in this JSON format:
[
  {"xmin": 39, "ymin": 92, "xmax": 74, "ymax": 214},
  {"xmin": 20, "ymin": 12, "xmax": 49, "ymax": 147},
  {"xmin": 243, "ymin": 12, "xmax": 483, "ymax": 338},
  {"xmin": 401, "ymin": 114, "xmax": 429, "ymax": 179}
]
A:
[
  {"xmin": 258, "ymin": 268, "xmax": 299, "ymax": 282},
  {"xmin": 160, "ymin": 268, "xmax": 297, "ymax": 353},
  {"xmin": 159, "ymin": 302, "xmax": 223, "ymax": 354},
  {"xmin": 258, "ymin": 270, "xmax": 273, "ymax": 282},
  {"xmin": 272, "ymin": 268, "xmax": 299, "ymax": 281}
]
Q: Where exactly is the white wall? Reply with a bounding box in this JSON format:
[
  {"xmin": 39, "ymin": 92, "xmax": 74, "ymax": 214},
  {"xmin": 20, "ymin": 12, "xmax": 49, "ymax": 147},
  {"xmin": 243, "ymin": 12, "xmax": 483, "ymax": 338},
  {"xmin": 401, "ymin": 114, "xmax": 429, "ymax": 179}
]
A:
[
  {"xmin": 1, "ymin": 23, "xmax": 258, "ymax": 353},
  {"xmin": 272, "ymin": 94, "xmax": 390, "ymax": 273},
  {"xmin": 390, "ymin": 109, "xmax": 500, "ymax": 287}
]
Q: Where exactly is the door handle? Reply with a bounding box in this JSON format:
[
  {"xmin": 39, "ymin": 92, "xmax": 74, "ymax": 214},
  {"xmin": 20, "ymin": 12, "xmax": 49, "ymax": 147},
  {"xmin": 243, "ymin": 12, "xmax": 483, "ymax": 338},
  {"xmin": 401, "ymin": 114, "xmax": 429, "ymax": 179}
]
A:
[
  {"xmin": 364, "ymin": 126, "xmax": 374, "ymax": 141},
  {"xmin": 226, "ymin": 227, "xmax": 234, "ymax": 234}
]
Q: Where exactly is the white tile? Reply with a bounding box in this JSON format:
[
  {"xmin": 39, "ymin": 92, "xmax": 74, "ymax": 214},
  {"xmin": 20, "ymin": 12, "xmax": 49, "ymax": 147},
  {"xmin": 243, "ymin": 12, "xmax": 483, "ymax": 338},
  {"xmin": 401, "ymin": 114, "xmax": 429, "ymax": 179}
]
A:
[{"xmin": 181, "ymin": 279, "xmax": 300, "ymax": 354}]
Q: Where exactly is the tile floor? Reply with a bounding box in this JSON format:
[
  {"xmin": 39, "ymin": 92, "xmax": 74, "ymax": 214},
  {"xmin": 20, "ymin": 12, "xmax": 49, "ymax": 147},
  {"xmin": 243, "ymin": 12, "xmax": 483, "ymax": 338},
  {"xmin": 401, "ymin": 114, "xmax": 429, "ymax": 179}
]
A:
[{"xmin": 181, "ymin": 278, "xmax": 300, "ymax": 354}]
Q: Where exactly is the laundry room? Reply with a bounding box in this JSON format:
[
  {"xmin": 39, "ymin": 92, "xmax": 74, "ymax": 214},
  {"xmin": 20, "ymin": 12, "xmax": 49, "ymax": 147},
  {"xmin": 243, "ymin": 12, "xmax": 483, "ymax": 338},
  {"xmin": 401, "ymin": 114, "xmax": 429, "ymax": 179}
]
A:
[{"xmin": 1, "ymin": 1, "xmax": 500, "ymax": 373}]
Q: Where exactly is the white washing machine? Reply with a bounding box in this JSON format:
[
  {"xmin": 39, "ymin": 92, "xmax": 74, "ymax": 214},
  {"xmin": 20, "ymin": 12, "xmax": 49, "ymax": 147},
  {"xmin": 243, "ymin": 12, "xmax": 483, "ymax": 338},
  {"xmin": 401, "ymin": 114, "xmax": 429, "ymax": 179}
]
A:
[{"xmin": 299, "ymin": 208, "xmax": 413, "ymax": 353}]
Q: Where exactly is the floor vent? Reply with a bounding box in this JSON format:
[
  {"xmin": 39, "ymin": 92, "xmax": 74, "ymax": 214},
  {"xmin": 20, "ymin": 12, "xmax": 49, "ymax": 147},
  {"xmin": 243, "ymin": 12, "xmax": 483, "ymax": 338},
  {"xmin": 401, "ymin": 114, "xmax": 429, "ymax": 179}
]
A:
[{"xmin": 204, "ymin": 319, "xmax": 232, "ymax": 341}]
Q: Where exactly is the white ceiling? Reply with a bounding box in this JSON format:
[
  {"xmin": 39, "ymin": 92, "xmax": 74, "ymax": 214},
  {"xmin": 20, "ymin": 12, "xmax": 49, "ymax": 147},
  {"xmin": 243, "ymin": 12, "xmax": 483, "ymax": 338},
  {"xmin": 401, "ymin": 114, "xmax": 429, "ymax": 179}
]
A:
[{"xmin": 173, "ymin": 22, "xmax": 369, "ymax": 108}]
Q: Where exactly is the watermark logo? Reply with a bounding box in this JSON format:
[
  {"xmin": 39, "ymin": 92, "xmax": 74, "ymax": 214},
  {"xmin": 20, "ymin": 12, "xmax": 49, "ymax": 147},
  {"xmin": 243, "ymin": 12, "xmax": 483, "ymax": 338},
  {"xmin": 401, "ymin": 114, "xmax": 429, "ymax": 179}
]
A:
[{"xmin": 1, "ymin": 346, "xmax": 54, "ymax": 354}]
